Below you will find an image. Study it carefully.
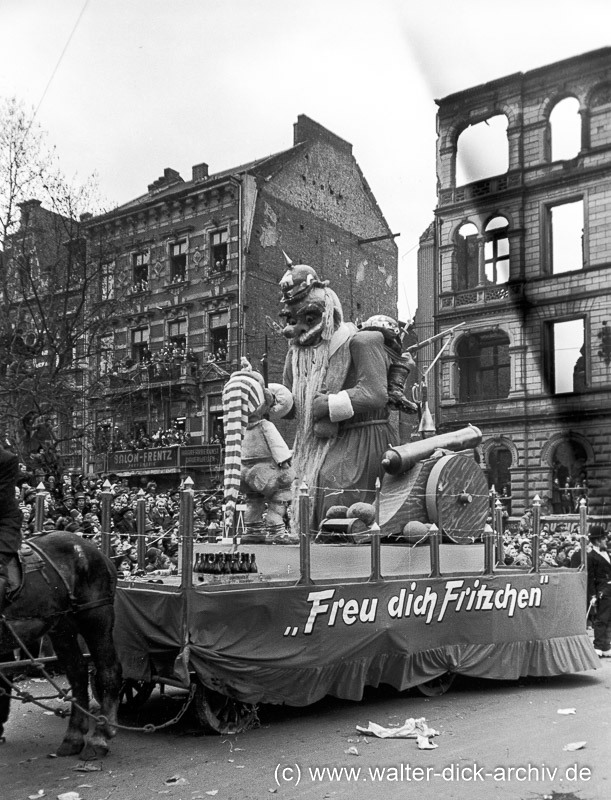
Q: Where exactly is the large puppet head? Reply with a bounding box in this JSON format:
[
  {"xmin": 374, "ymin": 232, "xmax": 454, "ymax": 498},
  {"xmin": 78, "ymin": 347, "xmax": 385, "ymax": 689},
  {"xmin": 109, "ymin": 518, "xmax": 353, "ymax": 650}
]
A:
[{"xmin": 278, "ymin": 256, "xmax": 342, "ymax": 346}]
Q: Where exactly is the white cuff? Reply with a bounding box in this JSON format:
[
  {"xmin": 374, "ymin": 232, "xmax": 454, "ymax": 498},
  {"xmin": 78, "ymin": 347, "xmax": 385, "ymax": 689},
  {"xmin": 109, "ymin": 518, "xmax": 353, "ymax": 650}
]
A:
[
  {"xmin": 267, "ymin": 383, "xmax": 294, "ymax": 420},
  {"xmin": 328, "ymin": 390, "xmax": 354, "ymax": 422}
]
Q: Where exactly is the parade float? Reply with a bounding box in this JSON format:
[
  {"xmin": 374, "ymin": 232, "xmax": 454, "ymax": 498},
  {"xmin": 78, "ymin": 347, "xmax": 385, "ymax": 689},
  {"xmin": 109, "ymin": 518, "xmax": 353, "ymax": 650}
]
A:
[{"xmin": 110, "ymin": 262, "xmax": 599, "ymax": 733}]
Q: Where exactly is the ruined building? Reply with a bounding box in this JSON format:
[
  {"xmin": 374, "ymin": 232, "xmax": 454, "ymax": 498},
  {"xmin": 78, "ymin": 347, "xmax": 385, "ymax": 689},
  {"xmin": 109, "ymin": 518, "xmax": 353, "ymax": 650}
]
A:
[{"xmin": 416, "ymin": 48, "xmax": 611, "ymax": 515}]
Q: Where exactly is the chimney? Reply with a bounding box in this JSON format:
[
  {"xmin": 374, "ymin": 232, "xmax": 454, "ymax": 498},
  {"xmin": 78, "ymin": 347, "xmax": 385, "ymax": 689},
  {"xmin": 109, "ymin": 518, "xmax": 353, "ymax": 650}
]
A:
[
  {"xmin": 192, "ymin": 162, "xmax": 209, "ymax": 182},
  {"xmin": 148, "ymin": 168, "xmax": 184, "ymax": 193}
]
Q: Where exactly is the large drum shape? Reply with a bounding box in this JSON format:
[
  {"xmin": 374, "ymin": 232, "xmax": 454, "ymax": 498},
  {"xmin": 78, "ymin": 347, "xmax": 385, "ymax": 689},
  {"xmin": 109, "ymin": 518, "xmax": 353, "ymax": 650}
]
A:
[{"xmin": 425, "ymin": 454, "xmax": 488, "ymax": 543}]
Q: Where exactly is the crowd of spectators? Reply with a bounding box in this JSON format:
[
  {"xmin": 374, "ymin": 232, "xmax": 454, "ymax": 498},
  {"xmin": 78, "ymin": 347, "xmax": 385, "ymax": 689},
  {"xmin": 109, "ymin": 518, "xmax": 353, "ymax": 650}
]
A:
[
  {"xmin": 501, "ymin": 509, "xmax": 586, "ymax": 568},
  {"xmin": 97, "ymin": 423, "xmax": 192, "ymax": 453},
  {"xmin": 17, "ymin": 471, "xmax": 226, "ymax": 579},
  {"xmin": 108, "ymin": 340, "xmax": 229, "ymax": 382}
]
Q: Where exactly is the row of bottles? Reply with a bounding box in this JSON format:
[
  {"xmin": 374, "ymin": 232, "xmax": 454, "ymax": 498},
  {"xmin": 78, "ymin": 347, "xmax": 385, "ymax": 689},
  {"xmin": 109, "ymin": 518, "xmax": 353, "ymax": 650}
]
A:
[{"xmin": 193, "ymin": 552, "xmax": 258, "ymax": 575}]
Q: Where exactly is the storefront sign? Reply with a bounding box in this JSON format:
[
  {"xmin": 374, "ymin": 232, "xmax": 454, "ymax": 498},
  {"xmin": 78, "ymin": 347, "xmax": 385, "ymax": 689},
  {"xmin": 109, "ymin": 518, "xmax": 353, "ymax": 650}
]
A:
[
  {"xmin": 180, "ymin": 444, "xmax": 222, "ymax": 468},
  {"xmin": 107, "ymin": 447, "xmax": 179, "ymax": 471}
]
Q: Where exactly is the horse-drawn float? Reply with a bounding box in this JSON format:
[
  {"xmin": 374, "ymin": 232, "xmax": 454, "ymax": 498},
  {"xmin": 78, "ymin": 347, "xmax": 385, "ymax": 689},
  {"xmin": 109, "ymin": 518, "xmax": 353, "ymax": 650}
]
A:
[{"xmin": 111, "ymin": 427, "xmax": 599, "ymax": 734}]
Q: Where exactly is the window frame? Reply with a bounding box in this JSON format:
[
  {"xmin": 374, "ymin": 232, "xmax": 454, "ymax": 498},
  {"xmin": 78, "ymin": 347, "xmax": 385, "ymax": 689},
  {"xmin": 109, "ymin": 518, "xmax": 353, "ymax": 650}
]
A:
[
  {"xmin": 455, "ymin": 222, "xmax": 479, "ymax": 291},
  {"xmin": 483, "ymin": 217, "xmax": 510, "ymax": 285},
  {"xmin": 544, "ymin": 316, "xmax": 587, "ymax": 395},
  {"xmin": 210, "ymin": 229, "xmax": 229, "ymax": 273},
  {"xmin": 167, "ymin": 317, "xmax": 187, "ymax": 349},
  {"xmin": 131, "ymin": 326, "xmax": 150, "ymax": 363},
  {"xmin": 131, "ymin": 251, "xmax": 150, "ymax": 291},
  {"xmin": 169, "ymin": 239, "xmax": 188, "ymax": 283},
  {"xmin": 545, "ymin": 197, "xmax": 586, "ymax": 275},
  {"xmin": 456, "ymin": 331, "xmax": 511, "ymax": 403}
]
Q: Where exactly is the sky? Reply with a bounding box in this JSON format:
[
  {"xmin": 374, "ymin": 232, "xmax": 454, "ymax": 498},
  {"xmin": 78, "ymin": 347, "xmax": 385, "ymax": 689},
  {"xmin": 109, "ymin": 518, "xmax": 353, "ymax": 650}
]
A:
[{"xmin": 1, "ymin": 0, "xmax": 610, "ymax": 321}]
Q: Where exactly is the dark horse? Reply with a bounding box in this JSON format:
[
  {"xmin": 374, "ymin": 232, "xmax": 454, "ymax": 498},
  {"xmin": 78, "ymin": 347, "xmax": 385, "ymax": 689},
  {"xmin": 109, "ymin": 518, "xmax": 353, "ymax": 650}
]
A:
[{"xmin": 0, "ymin": 532, "xmax": 122, "ymax": 759}]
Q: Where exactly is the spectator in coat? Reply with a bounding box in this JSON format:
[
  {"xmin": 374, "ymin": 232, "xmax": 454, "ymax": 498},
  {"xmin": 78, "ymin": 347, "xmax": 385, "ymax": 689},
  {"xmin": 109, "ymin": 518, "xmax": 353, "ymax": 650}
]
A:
[{"xmin": 586, "ymin": 525, "xmax": 611, "ymax": 657}]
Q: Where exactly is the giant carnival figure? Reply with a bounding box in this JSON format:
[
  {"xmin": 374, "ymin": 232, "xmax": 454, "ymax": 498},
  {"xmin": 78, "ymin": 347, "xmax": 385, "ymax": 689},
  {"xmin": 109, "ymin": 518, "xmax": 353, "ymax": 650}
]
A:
[
  {"xmin": 270, "ymin": 258, "xmax": 415, "ymax": 532},
  {"xmin": 222, "ymin": 365, "xmax": 296, "ymax": 542}
]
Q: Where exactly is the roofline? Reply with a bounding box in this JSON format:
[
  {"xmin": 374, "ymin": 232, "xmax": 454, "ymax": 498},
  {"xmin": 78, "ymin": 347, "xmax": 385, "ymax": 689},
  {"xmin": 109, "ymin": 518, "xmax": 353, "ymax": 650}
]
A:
[{"xmin": 436, "ymin": 46, "xmax": 611, "ymax": 107}]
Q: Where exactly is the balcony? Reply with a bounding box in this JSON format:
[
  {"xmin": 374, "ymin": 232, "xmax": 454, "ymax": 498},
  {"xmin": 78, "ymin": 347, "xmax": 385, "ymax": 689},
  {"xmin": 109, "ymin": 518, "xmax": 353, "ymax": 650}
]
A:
[
  {"xmin": 105, "ymin": 360, "xmax": 199, "ymax": 395},
  {"xmin": 440, "ymin": 282, "xmax": 522, "ymax": 311},
  {"xmin": 439, "ymin": 172, "xmax": 522, "ymax": 207}
]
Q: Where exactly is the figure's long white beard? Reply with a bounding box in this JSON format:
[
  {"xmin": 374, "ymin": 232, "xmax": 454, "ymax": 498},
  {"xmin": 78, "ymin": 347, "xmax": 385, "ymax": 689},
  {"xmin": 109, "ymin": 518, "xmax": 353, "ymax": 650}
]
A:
[
  {"xmin": 289, "ymin": 342, "xmax": 332, "ymax": 532},
  {"xmin": 287, "ymin": 287, "xmax": 343, "ymax": 533}
]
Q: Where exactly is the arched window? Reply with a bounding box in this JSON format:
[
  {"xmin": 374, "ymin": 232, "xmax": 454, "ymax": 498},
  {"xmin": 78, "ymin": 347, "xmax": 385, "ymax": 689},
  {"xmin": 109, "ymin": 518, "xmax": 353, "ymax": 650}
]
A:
[
  {"xmin": 484, "ymin": 216, "xmax": 510, "ymax": 284},
  {"xmin": 549, "ymin": 97, "xmax": 581, "ymax": 161},
  {"xmin": 456, "ymin": 115, "xmax": 508, "ymax": 186},
  {"xmin": 456, "ymin": 222, "xmax": 479, "ymax": 291},
  {"xmin": 551, "ymin": 440, "xmax": 588, "ymax": 514},
  {"xmin": 456, "ymin": 331, "xmax": 510, "ymax": 402}
]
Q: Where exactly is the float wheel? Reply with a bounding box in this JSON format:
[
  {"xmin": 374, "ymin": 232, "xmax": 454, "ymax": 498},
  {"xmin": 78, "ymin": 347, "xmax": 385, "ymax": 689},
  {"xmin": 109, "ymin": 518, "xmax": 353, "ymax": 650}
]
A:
[
  {"xmin": 191, "ymin": 681, "xmax": 259, "ymax": 734},
  {"xmin": 416, "ymin": 672, "xmax": 455, "ymax": 697}
]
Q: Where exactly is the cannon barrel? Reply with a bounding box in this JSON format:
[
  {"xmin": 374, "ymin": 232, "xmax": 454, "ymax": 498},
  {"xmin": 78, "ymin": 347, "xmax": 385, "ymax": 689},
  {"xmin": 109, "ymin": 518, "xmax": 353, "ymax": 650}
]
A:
[{"xmin": 381, "ymin": 425, "xmax": 482, "ymax": 476}]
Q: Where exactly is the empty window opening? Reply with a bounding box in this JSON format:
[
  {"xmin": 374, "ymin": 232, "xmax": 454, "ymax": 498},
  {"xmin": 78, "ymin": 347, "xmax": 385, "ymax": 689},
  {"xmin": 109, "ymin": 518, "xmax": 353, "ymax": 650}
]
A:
[
  {"xmin": 550, "ymin": 97, "xmax": 581, "ymax": 161},
  {"xmin": 484, "ymin": 216, "xmax": 510, "ymax": 284},
  {"xmin": 548, "ymin": 318, "xmax": 585, "ymax": 395},
  {"xmin": 170, "ymin": 240, "xmax": 187, "ymax": 282},
  {"xmin": 456, "ymin": 222, "xmax": 479, "ymax": 290},
  {"xmin": 456, "ymin": 115, "xmax": 508, "ymax": 186},
  {"xmin": 550, "ymin": 200, "xmax": 584, "ymax": 274},
  {"xmin": 456, "ymin": 331, "xmax": 510, "ymax": 402}
]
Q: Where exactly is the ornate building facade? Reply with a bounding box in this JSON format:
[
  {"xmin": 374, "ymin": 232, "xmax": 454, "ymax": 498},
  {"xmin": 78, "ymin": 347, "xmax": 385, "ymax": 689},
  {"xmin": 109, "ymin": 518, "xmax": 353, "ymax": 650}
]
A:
[{"xmin": 416, "ymin": 48, "xmax": 611, "ymax": 515}]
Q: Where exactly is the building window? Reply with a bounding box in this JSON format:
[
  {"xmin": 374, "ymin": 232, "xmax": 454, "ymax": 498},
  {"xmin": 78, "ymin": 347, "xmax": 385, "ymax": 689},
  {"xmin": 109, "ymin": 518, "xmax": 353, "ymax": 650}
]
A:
[
  {"xmin": 551, "ymin": 440, "xmax": 588, "ymax": 514},
  {"xmin": 208, "ymin": 394, "xmax": 225, "ymax": 444},
  {"xmin": 546, "ymin": 318, "xmax": 585, "ymax": 395},
  {"xmin": 456, "ymin": 222, "xmax": 479, "ymax": 291},
  {"xmin": 456, "ymin": 114, "xmax": 508, "ymax": 186},
  {"xmin": 99, "ymin": 333, "xmax": 114, "ymax": 376},
  {"xmin": 549, "ymin": 97, "xmax": 581, "ymax": 161},
  {"xmin": 168, "ymin": 318, "xmax": 187, "ymax": 350},
  {"xmin": 456, "ymin": 331, "xmax": 510, "ymax": 402},
  {"xmin": 549, "ymin": 199, "xmax": 584, "ymax": 274},
  {"xmin": 170, "ymin": 240, "xmax": 187, "ymax": 282},
  {"xmin": 132, "ymin": 252, "xmax": 149, "ymax": 292},
  {"xmin": 131, "ymin": 327, "xmax": 150, "ymax": 363},
  {"xmin": 208, "ymin": 310, "xmax": 229, "ymax": 362},
  {"xmin": 210, "ymin": 229, "xmax": 228, "ymax": 272},
  {"xmin": 488, "ymin": 446, "xmax": 512, "ymax": 513},
  {"xmin": 101, "ymin": 260, "xmax": 115, "ymax": 300},
  {"xmin": 484, "ymin": 216, "xmax": 510, "ymax": 284}
]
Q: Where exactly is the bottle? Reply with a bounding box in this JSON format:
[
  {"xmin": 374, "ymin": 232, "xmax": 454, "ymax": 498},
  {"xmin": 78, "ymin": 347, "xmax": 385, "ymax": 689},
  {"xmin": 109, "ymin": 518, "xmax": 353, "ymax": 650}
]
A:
[
  {"xmin": 193, "ymin": 553, "xmax": 201, "ymax": 572},
  {"xmin": 248, "ymin": 553, "xmax": 258, "ymax": 573},
  {"xmin": 239, "ymin": 552, "xmax": 249, "ymax": 573}
]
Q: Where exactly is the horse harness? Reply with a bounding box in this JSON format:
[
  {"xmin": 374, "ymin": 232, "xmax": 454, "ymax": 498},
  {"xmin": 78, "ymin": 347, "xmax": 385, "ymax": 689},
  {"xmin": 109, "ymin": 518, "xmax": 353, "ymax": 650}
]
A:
[{"xmin": 3, "ymin": 540, "xmax": 114, "ymax": 618}]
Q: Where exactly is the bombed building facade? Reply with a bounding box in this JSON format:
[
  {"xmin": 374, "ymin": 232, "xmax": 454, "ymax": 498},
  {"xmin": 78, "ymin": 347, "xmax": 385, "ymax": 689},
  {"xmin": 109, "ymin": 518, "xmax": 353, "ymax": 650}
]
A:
[{"xmin": 416, "ymin": 48, "xmax": 611, "ymax": 515}]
